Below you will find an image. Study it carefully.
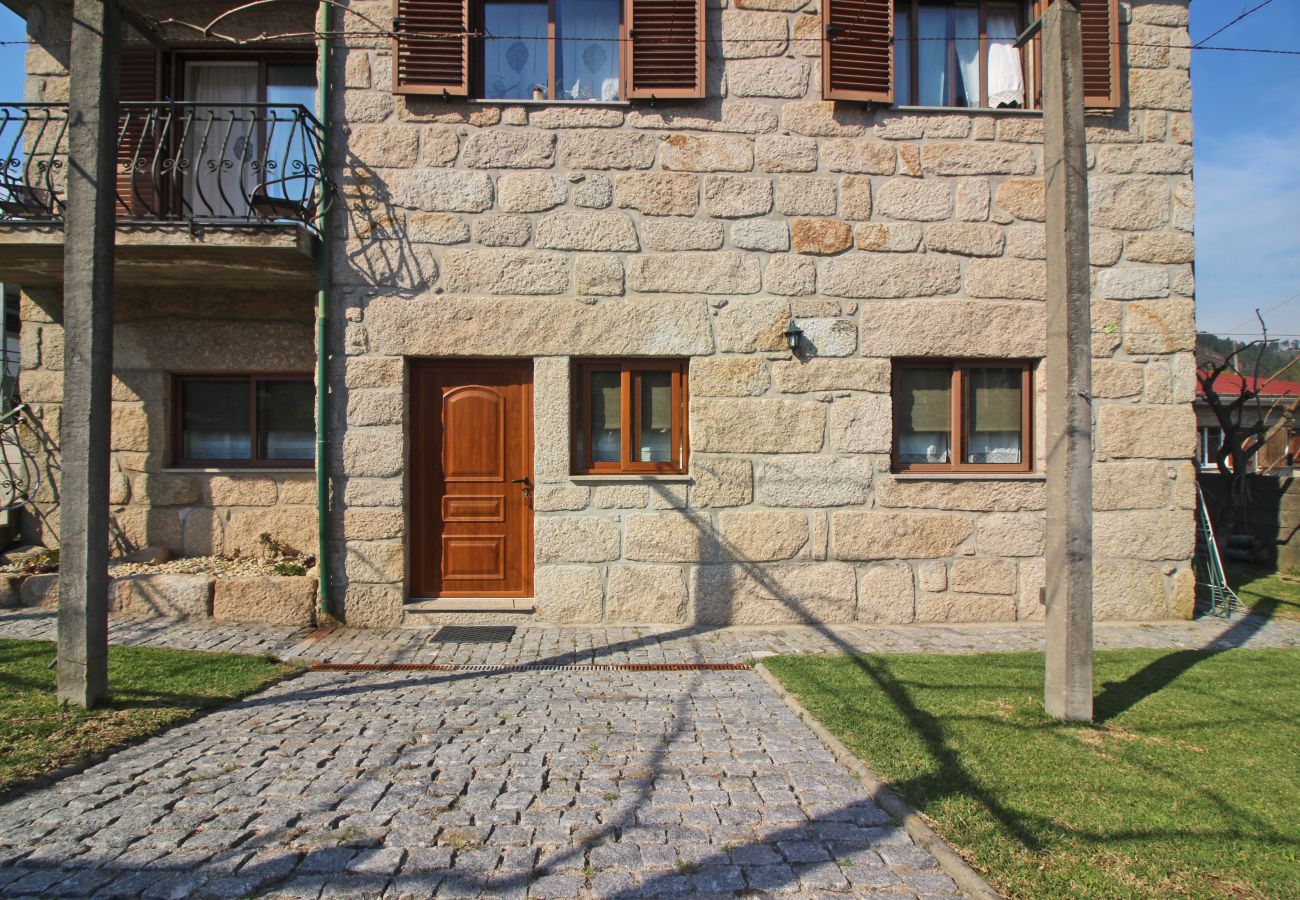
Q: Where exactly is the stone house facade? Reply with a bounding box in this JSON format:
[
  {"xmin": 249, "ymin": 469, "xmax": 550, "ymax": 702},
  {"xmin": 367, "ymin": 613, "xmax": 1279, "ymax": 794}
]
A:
[{"xmin": 8, "ymin": 0, "xmax": 1197, "ymax": 628}]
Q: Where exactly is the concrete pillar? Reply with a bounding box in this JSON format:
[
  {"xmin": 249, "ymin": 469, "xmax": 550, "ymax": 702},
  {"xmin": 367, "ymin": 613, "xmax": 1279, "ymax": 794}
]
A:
[
  {"xmin": 1042, "ymin": 0, "xmax": 1094, "ymax": 722},
  {"xmin": 57, "ymin": 0, "xmax": 122, "ymax": 707}
]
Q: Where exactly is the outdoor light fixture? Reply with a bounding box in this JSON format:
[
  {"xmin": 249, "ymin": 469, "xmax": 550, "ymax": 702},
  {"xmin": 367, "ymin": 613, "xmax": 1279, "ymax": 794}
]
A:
[{"xmin": 783, "ymin": 321, "xmax": 804, "ymax": 353}]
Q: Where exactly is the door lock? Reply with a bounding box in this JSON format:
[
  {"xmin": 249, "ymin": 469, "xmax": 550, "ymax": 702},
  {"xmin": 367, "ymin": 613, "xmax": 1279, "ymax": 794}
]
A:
[{"xmin": 511, "ymin": 476, "xmax": 532, "ymax": 498}]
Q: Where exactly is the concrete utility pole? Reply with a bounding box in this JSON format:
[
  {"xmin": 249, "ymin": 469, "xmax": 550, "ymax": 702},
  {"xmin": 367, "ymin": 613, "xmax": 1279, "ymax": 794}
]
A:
[
  {"xmin": 57, "ymin": 0, "xmax": 122, "ymax": 707},
  {"xmin": 1041, "ymin": 0, "xmax": 1094, "ymax": 722}
]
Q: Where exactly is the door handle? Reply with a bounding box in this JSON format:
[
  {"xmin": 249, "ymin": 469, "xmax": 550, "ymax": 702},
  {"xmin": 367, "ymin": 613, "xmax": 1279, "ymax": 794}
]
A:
[
  {"xmin": 510, "ymin": 477, "xmax": 531, "ymax": 485},
  {"xmin": 511, "ymin": 476, "xmax": 532, "ymax": 499}
]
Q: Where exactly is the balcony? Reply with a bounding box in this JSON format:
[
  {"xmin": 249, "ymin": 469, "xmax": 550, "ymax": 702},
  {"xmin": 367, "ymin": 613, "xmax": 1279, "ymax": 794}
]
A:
[{"xmin": 0, "ymin": 102, "xmax": 333, "ymax": 288}]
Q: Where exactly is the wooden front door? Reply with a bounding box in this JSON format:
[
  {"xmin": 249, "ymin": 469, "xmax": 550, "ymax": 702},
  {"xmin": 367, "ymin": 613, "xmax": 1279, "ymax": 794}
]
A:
[{"xmin": 411, "ymin": 361, "xmax": 533, "ymax": 599}]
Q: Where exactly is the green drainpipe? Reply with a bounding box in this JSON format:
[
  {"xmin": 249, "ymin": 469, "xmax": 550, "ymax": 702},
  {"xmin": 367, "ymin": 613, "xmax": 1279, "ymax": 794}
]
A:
[{"xmin": 315, "ymin": 0, "xmax": 333, "ymax": 619}]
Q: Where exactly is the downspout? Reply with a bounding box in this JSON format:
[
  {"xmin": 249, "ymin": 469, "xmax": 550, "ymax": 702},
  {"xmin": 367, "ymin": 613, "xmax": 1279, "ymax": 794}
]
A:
[{"xmin": 314, "ymin": 0, "xmax": 333, "ymax": 619}]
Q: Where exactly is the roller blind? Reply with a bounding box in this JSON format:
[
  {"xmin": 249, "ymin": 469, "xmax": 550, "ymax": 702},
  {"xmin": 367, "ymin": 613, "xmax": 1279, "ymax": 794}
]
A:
[
  {"xmin": 969, "ymin": 369, "xmax": 1022, "ymax": 432},
  {"xmin": 643, "ymin": 374, "xmax": 673, "ymax": 431},
  {"xmin": 899, "ymin": 368, "xmax": 951, "ymax": 433},
  {"xmin": 591, "ymin": 372, "xmax": 622, "ymax": 430}
]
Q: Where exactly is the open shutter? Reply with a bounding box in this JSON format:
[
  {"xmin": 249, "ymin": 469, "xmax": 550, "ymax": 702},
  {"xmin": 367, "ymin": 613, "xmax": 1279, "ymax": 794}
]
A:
[
  {"xmin": 823, "ymin": 0, "xmax": 893, "ymax": 103},
  {"xmin": 625, "ymin": 0, "xmax": 706, "ymax": 99},
  {"xmin": 1080, "ymin": 0, "xmax": 1120, "ymax": 108},
  {"xmin": 393, "ymin": 0, "xmax": 470, "ymax": 96},
  {"xmin": 116, "ymin": 48, "xmax": 161, "ymax": 217}
]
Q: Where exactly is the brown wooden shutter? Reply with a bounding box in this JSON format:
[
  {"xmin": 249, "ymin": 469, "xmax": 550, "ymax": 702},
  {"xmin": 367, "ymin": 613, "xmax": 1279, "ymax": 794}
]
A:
[
  {"xmin": 624, "ymin": 0, "xmax": 706, "ymax": 99},
  {"xmin": 116, "ymin": 48, "xmax": 161, "ymax": 217},
  {"xmin": 393, "ymin": 0, "xmax": 470, "ymax": 96},
  {"xmin": 823, "ymin": 0, "xmax": 893, "ymax": 103},
  {"xmin": 1080, "ymin": 0, "xmax": 1120, "ymax": 108}
]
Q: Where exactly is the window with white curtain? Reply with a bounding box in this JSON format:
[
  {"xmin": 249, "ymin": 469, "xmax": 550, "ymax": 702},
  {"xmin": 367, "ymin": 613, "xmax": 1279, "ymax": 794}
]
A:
[
  {"xmin": 480, "ymin": 0, "xmax": 622, "ymax": 101},
  {"xmin": 893, "ymin": 361, "xmax": 1034, "ymax": 473},
  {"xmin": 893, "ymin": 1, "xmax": 1026, "ymax": 108}
]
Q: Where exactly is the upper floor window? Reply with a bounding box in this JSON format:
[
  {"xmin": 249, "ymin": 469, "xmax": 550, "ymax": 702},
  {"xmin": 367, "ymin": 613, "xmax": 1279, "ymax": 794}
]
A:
[
  {"xmin": 893, "ymin": 1, "xmax": 1024, "ymax": 108},
  {"xmin": 394, "ymin": 0, "xmax": 705, "ymax": 100},
  {"xmin": 482, "ymin": 0, "xmax": 622, "ymax": 101},
  {"xmin": 824, "ymin": 0, "xmax": 1120, "ymax": 110}
]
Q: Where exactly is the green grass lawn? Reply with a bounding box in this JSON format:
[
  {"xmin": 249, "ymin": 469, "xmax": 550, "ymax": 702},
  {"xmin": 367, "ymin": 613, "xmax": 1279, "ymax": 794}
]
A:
[
  {"xmin": 0, "ymin": 638, "xmax": 296, "ymax": 794},
  {"xmin": 765, "ymin": 649, "xmax": 1300, "ymax": 900},
  {"xmin": 1228, "ymin": 565, "xmax": 1300, "ymax": 621}
]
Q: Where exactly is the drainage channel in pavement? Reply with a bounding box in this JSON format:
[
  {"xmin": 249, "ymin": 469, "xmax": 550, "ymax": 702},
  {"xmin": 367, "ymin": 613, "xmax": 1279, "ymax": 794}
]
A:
[{"xmin": 308, "ymin": 661, "xmax": 754, "ymax": 672}]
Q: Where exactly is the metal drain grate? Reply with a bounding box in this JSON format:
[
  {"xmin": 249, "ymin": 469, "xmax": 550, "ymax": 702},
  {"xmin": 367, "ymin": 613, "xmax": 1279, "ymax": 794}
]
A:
[
  {"xmin": 429, "ymin": 625, "xmax": 518, "ymax": 644},
  {"xmin": 310, "ymin": 661, "xmax": 753, "ymax": 672}
]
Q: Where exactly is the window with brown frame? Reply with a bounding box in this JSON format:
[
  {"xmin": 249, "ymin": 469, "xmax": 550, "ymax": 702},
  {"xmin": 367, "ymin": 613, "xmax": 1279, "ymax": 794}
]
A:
[
  {"xmin": 573, "ymin": 360, "xmax": 688, "ymax": 475},
  {"xmin": 892, "ymin": 360, "xmax": 1033, "ymax": 473},
  {"xmin": 823, "ymin": 0, "xmax": 1120, "ymax": 109},
  {"xmin": 392, "ymin": 0, "xmax": 706, "ymax": 100},
  {"xmin": 893, "ymin": 0, "xmax": 1027, "ymax": 109},
  {"xmin": 172, "ymin": 374, "xmax": 315, "ymax": 468}
]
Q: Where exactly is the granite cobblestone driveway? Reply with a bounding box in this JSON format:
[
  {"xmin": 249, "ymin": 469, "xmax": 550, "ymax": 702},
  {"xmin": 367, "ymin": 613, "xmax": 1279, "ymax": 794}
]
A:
[
  {"xmin": 1, "ymin": 608, "xmax": 1292, "ymax": 897},
  {"xmin": 0, "ymin": 666, "xmax": 961, "ymax": 898}
]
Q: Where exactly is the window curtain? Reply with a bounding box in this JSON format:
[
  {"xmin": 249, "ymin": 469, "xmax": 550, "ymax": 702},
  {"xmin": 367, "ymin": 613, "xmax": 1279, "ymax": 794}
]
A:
[
  {"xmin": 184, "ymin": 62, "xmax": 259, "ymax": 218},
  {"xmin": 967, "ymin": 368, "xmax": 1022, "ymax": 464},
  {"xmin": 987, "ymin": 10, "xmax": 1025, "ymax": 107},
  {"xmin": 917, "ymin": 5, "xmax": 978, "ymax": 107},
  {"xmin": 898, "ymin": 368, "xmax": 952, "ymax": 464},
  {"xmin": 483, "ymin": 2, "xmax": 548, "ymax": 99},
  {"xmin": 264, "ymin": 65, "xmax": 317, "ymax": 206},
  {"xmin": 557, "ymin": 0, "xmax": 621, "ymax": 101}
]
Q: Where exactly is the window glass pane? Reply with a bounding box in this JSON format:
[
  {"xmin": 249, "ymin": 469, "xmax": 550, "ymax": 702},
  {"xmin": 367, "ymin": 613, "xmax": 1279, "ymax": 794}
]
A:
[
  {"xmin": 182, "ymin": 379, "xmax": 250, "ymax": 460},
  {"xmin": 967, "ymin": 367, "xmax": 1023, "ymax": 464},
  {"xmin": 482, "ymin": 2, "xmax": 549, "ymax": 99},
  {"xmin": 264, "ymin": 65, "xmax": 318, "ymax": 207},
  {"xmin": 916, "ymin": 6, "xmax": 949, "ymax": 106},
  {"xmin": 917, "ymin": 5, "xmax": 978, "ymax": 107},
  {"xmin": 954, "ymin": 6, "xmax": 979, "ymax": 107},
  {"xmin": 589, "ymin": 370, "xmax": 621, "ymax": 463},
  {"xmin": 556, "ymin": 0, "xmax": 621, "ymax": 101},
  {"xmin": 258, "ymin": 380, "xmax": 315, "ymax": 461},
  {"xmin": 897, "ymin": 368, "xmax": 951, "ymax": 464},
  {"xmin": 638, "ymin": 371, "xmax": 673, "ymax": 462},
  {"xmin": 894, "ymin": 11, "xmax": 911, "ymax": 105},
  {"xmin": 987, "ymin": 7, "xmax": 1025, "ymax": 107}
]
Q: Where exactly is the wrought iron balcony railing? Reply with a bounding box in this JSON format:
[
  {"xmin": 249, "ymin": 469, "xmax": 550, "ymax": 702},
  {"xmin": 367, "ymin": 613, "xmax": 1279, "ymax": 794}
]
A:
[{"xmin": 0, "ymin": 102, "xmax": 332, "ymax": 235}]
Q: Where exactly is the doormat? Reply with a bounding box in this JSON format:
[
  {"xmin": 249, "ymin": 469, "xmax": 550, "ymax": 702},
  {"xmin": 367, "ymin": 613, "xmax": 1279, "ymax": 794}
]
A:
[{"xmin": 429, "ymin": 624, "xmax": 518, "ymax": 644}]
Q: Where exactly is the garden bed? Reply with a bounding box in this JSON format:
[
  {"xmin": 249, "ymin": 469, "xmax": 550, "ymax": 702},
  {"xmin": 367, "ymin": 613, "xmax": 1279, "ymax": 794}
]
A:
[{"xmin": 0, "ymin": 552, "xmax": 319, "ymax": 626}]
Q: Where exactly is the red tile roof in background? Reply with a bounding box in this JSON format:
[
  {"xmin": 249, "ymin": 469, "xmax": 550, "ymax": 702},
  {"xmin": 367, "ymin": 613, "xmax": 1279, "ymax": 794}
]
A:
[{"xmin": 1198, "ymin": 371, "xmax": 1300, "ymax": 398}]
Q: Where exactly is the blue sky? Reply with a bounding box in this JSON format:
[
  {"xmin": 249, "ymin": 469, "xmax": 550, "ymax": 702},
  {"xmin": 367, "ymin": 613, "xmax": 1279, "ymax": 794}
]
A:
[{"xmin": 0, "ymin": 1, "xmax": 1295, "ymax": 340}]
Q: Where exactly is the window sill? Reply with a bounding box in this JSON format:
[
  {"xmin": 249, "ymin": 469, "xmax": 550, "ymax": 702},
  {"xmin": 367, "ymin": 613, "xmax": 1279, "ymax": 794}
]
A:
[
  {"xmin": 891, "ymin": 105, "xmax": 1042, "ymax": 116},
  {"xmin": 569, "ymin": 474, "xmax": 692, "ymax": 483},
  {"xmin": 889, "ymin": 472, "xmax": 1044, "ymax": 482},
  {"xmin": 470, "ymin": 99, "xmax": 631, "ymax": 107}
]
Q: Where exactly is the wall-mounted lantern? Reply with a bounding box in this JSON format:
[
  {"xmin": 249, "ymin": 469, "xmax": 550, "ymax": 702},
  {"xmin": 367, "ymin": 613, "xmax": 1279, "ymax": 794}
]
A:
[{"xmin": 783, "ymin": 321, "xmax": 804, "ymax": 353}]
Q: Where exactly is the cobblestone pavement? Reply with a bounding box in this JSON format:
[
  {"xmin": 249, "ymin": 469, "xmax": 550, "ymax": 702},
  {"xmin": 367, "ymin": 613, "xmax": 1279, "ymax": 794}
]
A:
[
  {"xmin": 0, "ymin": 608, "xmax": 1296, "ymax": 666},
  {"xmin": 0, "ymin": 668, "xmax": 963, "ymax": 899}
]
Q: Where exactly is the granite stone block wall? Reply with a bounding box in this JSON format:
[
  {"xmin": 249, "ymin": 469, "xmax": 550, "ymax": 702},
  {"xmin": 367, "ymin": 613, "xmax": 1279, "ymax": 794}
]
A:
[{"xmin": 326, "ymin": 0, "xmax": 1197, "ymax": 626}]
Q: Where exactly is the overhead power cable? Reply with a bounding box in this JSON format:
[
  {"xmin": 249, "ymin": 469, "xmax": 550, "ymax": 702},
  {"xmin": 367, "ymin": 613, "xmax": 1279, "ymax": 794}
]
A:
[{"xmin": 1194, "ymin": 0, "xmax": 1276, "ymax": 48}]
